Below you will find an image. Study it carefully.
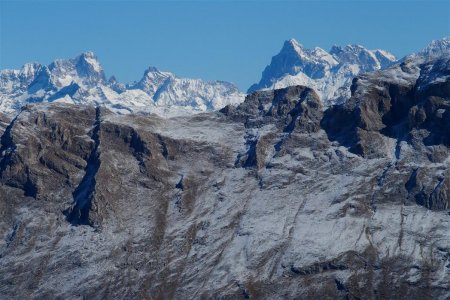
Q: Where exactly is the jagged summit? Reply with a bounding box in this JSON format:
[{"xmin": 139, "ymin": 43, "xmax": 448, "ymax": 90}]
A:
[
  {"xmin": 282, "ymin": 38, "xmax": 306, "ymax": 54},
  {"xmin": 0, "ymin": 53, "xmax": 245, "ymax": 116},
  {"xmin": 78, "ymin": 51, "xmax": 103, "ymax": 73},
  {"xmin": 329, "ymin": 44, "xmax": 388, "ymax": 71},
  {"xmin": 287, "ymin": 37, "xmax": 300, "ymax": 45},
  {"xmin": 248, "ymin": 39, "xmax": 397, "ymax": 105},
  {"xmin": 143, "ymin": 66, "xmax": 164, "ymax": 73},
  {"xmin": 1, "ymin": 48, "xmax": 449, "ymax": 298},
  {"xmin": 126, "ymin": 66, "xmax": 244, "ymax": 110},
  {"xmin": 248, "ymin": 38, "xmax": 338, "ymax": 94},
  {"xmin": 47, "ymin": 51, "xmax": 106, "ymax": 88},
  {"xmin": 417, "ymin": 36, "xmax": 450, "ymax": 57},
  {"xmin": 372, "ymin": 49, "xmax": 397, "ymax": 68},
  {"xmin": 81, "ymin": 50, "xmax": 96, "ymax": 58},
  {"xmin": 132, "ymin": 66, "xmax": 173, "ymax": 95},
  {"xmin": 1, "ymin": 38, "xmax": 448, "ymax": 118}
]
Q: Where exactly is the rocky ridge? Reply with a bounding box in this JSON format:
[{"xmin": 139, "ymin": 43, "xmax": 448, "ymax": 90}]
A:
[
  {"xmin": 0, "ymin": 53, "xmax": 245, "ymax": 116},
  {"xmin": 249, "ymin": 38, "xmax": 449, "ymax": 106},
  {"xmin": 0, "ymin": 49, "xmax": 449, "ymax": 299},
  {"xmin": 248, "ymin": 38, "xmax": 398, "ymax": 106}
]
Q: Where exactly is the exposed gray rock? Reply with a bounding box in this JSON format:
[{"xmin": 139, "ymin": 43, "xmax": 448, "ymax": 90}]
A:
[
  {"xmin": 0, "ymin": 113, "xmax": 10, "ymax": 137},
  {"xmin": 321, "ymin": 55, "xmax": 450, "ymax": 211},
  {"xmin": 0, "ymin": 55, "xmax": 450, "ymax": 299}
]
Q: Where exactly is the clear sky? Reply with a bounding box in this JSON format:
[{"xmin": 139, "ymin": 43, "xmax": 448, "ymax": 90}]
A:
[{"xmin": 0, "ymin": 0, "xmax": 449, "ymax": 90}]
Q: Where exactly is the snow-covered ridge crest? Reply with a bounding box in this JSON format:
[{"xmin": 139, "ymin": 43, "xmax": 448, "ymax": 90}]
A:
[
  {"xmin": 249, "ymin": 38, "xmax": 398, "ymax": 106},
  {"xmin": 128, "ymin": 66, "xmax": 244, "ymax": 111},
  {"xmin": 0, "ymin": 52, "xmax": 245, "ymax": 116},
  {"xmin": 417, "ymin": 36, "xmax": 450, "ymax": 57},
  {"xmin": 2, "ymin": 54, "xmax": 450, "ymax": 297},
  {"xmin": 249, "ymin": 37, "xmax": 450, "ymax": 107}
]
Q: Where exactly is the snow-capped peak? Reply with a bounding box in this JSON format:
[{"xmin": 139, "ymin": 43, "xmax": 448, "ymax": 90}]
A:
[
  {"xmin": 132, "ymin": 66, "xmax": 174, "ymax": 96},
  {"xmin": 75, "ymin": 51, "xmax": 105, "ymax": 82},
  {"xmin": 47, "ymin": 51, "xmax": 106, "ymax": 88},
  {"xmin": 0, "ymin": 53, "xmax": 245, "ymax": 116},
  {"xmin": 130, "ymin": 66, "xmax": 244, "ymax": 111},
  {"xmin": 329, "ymin": 44, "xmax": 390, "ymax": 71},
  {"xmin": 81, "ymin": 51, "xmax": 96, "ymax": 58},
  {"xmin": 373, "ymin": 49, "xmax": 396, "ymax": 62},
  {"xmin": 20, "ymin": 62, "xmax": 43, "ymax": 78},
  {"xmin": 288, "ymin": 38, "xmax": 301, "ymax": 46},
  {"xmin": 283, "ymin": 38, "xmax": 305, "ymax": 56},
  {"xmin": 418, "ymin": 37, "xmax": 450, "ymax": 57},
  {"xmin": 248, "ymin": 39, "xmax": 341, "ymax": 93},
  {"xmin": 328, "ymin": 44, "xmax": 397, "ymax": 69},
  {"xmin": 0, "ymin": 62, "xmax": 48, "ymax": 95},
  {"xmin": 249, "ymin": 40, "xmax": 398, "ymax": 105},
  {"xmin": 282, "ymin": 38, "xmax": 338, "ymax": 67},
  {"xmin": 79, "ymin": 51, "xmax": 103, "ymax": 73},
  {"xmin": 312, "ymin": 46, "xmax": 339, "ymax": 66},
  {"xmin": 0, "ymin": 62, "xmax": 42, "ymax": 80},
  {"xmin": 142, "ymin": 66, "xmax": 174, "ymax": 80}
]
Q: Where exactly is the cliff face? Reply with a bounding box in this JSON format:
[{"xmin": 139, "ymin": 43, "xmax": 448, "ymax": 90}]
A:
[
  {"xmin": 248, "ymin": 38, "xmax": 397, "ymax": 106},
  {"xmin": 0, "ymin": 56, "xmax": 450, "ymax": 299}
]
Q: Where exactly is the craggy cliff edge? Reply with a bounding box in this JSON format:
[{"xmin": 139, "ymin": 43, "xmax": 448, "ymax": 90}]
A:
[{"xmin": 0, "ymin": 55, "xmax": 450, "ymax": 299}]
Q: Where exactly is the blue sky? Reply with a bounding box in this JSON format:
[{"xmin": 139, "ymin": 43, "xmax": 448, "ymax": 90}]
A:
[{"xmin": 0, "ymin": 0, "xmax": 449, "ymax": 90}]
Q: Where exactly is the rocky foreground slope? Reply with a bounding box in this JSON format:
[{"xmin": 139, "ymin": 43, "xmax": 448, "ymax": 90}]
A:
[{"xmin": 0, "ymin": 53, "xmax": 450, "ymax": 299}]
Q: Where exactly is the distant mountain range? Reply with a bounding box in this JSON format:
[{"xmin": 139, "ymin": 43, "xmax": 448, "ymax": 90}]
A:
[
  {"xmin": 248, "ymin": 39, "xmax": 399, "ymax": 106},
  {"xmin": 0, "ymin": 52, "xmax": 244, "ymax": 116},
  {"xmin": 0, "ymin": 38, "xmax": 449, "ymax": 116},
  {"xmin": 249, "ymin": 37, "xmax": 450, "ymax": 106},
  {"xmin": 1, "ymin": 36, "xmax": 450, "ymax": 299}
]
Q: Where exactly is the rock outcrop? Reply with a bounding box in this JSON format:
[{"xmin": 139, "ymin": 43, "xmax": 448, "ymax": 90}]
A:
[
  {"xmin": 322, "ymin": 55, "xmax": 450, "ymax": 211},
  {"xmin": 1, "ymin": 55, "xmax": 450, "ymax": 299}
]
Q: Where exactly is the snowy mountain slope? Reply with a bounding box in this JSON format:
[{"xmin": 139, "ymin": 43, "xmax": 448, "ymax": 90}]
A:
[
  {"xmin": 0, "ymin": 48, "xmax": 450, "ymax": 298},
  {"xmin": 248, "ymin": 38, "xmax": 397, "ymax": 105},
  {"xmin": 249, "ymin": 37, "xmax": 450, "ymax": 107},
  {"xmin": 0, "ymin": 53, "xmax": 245, "ymax": 116},
  {"xmin": 130, "ymin": 67, "xmax": 244, "ymax": 111},
  {"xmin": 418, "ymin": 36, "xmax": 450, "ymax": 57}
]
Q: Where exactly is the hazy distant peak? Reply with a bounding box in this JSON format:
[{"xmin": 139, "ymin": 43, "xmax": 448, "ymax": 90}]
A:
[{"xmin": 419, "ymin": 36, "xmax": 450, "ymax": 57}]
